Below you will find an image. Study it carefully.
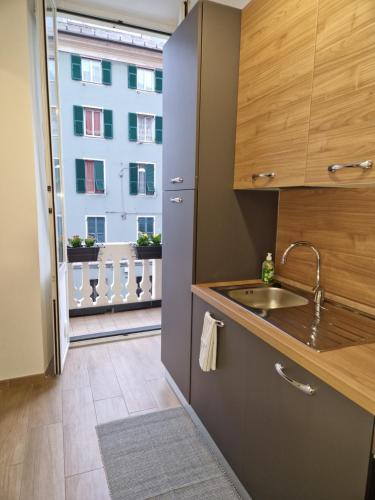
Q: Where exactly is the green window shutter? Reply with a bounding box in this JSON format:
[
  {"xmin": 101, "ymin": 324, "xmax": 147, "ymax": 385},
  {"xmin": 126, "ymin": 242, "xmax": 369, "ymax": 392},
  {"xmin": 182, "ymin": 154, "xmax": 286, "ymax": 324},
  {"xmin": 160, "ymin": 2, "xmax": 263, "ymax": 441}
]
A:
[
  {"xmin": 73, "ymin": 105, "xmax": 84, "ymax": 136},
  {"xmin": 155, "ymin": 116, "xmax": 163, "ymax": 144},
  {"xmin": 103, "ymin": 109, "xmax": 113, "ymax": 139},
  {"xmin": 75, "ymin": 159, "xmax": 86, "ymax": 193},
  {"xmin": 128, "ymin": 65, "xmax": 137, "ymax": 89},
  {"xmin": 71, "ymin": 54, "xmax": 82, "ymax": 81},
  {"xmin": 155, "ymin": 70, "xmax": 163, "ymax": 93},
  {"xmin": 145, "ymin": 164, "xmax": 155, "ymax": 195},
  {"xmin": 94, "ymin": 161, "xmax": 104, "ymax": 192},
  {"xmin": 128, "ymin": 113, "xmax": 138, "ymax": 141},
  {"xmin": 102, "ymin": 60, "xmax": 112, "ymax": 85},
  {"xmin": 129, "ymin": 163, "xmax": 138, "ymax": 195}
]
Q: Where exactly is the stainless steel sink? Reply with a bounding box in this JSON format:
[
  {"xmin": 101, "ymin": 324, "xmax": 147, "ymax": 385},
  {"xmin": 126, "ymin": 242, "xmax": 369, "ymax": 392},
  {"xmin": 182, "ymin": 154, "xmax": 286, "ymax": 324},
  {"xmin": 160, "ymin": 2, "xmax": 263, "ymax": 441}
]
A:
[
  {"xmin": 213, "ymin": 282, "xmax": 375, "ymax": 352},
  {"xmin": 221, "ymin": 286, "xmax": 308, "ymax": 310}
]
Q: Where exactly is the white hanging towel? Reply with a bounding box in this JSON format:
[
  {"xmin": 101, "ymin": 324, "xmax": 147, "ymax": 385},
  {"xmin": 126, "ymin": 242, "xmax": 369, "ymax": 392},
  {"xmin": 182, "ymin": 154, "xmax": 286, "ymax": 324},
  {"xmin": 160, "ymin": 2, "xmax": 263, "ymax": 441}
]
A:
[{"xmin": 199, "ymin": 312, "xmax": 219, "ymax": 372}]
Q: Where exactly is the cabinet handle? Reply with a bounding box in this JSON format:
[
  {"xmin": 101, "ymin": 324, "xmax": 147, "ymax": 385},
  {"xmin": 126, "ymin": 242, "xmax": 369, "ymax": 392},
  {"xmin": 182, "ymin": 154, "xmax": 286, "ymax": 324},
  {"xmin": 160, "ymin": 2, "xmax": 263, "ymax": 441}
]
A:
[
  {"xmin": 170, "ymin": 176, "xmax": 184, "ymax": 184},
  {"xmin": 275, "ymin": 363, "xmax": 316, "ymax": 396},
  {"xmin": 170, "ymin": 197, "xmax": 183, "ymax": 204},
  {"xmin": 327, "ymin": 160, "xmax": 373, "ymax": 173},
  {"xmin": 252, "ymin": 172, "xmax": 276, "ymax": 181}
]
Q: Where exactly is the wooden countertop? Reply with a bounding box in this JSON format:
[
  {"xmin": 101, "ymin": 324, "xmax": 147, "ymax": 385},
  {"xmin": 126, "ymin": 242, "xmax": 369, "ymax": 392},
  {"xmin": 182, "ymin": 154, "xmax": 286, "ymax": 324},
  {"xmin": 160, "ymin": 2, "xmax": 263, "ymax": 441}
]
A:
[{"xmin": 192, "ymin": 280, "xmax": 375, "ymax": 415}]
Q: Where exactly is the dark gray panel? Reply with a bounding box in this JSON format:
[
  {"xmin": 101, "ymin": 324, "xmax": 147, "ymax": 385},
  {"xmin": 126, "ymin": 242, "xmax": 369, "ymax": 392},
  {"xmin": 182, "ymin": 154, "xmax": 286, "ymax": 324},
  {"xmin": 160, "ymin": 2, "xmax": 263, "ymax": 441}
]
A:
[
  {"xmin": 161, "ymin": 190, "xmax": 196, "ymax": 400},
  {"xmin": 190, "ymin": 296, "xmax": 247, "ymax": 482},
  {"xmin": 162, "ymin": 3, "xmax": 201, "ymax": 191},
  {"xmin": 195, "ymin": 2, "xmax": 278, "ymax": 282},
  {"xmin": 243, "ymin": 334, "xmax": 373, "ymax": 500}
]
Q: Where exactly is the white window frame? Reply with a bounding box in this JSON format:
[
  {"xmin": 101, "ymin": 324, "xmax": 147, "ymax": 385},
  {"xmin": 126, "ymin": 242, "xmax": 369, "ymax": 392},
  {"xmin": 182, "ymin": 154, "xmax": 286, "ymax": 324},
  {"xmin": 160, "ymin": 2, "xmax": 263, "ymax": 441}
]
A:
[
  {"xmin": 82, "ymin": 158, "xmax": 106, "ymax": 195},
  {"xmin": 85, "ymin": 215, "xmax": 107, "ymax": 243},
  {"xmin": 135, "ymin": 162, "xmax": 156, "ymax": 197},
  {"xmin": 136, "ymin": 112, "xmax": 155, "ymax": 143},
  {"xmin": 136, "ymin": 215, "xmax": 156, "ymax": 237},
  {"xmin": 48, "ymin": 58, "xmax": 55, "ymax": 82},
  {"xmin": 51, "ymin": 105, "xmax": 58, "ymax": 137},
  {"xmin": 81, "ymin": 57, "xmax": 102, "ymax": 84},
  {"xmin": 136, "ymin": 67, "xmax": 155, "ymax": 92},
  {"xmin": 83, "ymin": 106, "xmax": 103, "ymax": 138}
]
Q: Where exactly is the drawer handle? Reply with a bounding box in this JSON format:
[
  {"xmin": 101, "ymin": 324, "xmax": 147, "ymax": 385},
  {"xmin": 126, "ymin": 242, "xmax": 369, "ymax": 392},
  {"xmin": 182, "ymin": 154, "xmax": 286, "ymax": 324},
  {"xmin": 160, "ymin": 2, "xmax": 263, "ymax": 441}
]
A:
[
  {"xmin": 170, "ymin": 176, "xmax": 184, "ymax": 184},
  {"xmin": 170, "ymin": 197, "xmax": 183, "ymax": 204},
  {"xmin": 328, "ymin": 160, "xmax": 373, "ymax": 173},
  {"xmin": 252, "ymin": 172, "xmax": 276, "ymax": 181},
  {"xmin": 275, "ymin": 363, "xmax": 316, "ymax": 396}
]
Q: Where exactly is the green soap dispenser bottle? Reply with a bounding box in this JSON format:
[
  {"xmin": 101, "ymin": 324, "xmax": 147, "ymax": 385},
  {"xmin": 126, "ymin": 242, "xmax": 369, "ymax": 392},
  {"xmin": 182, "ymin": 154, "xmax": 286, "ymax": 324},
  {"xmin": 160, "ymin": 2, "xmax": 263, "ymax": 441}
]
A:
[{"xmin": 262, "ymin": 252, "xmax": 274, "ymax": 284}]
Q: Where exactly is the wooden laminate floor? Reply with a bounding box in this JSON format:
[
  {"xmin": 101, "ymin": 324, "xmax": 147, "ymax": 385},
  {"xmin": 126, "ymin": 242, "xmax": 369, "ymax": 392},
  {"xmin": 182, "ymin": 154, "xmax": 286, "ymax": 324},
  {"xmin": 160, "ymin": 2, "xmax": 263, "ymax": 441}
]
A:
[
  {"xmin": 69, "ymin": 307, "xmax": 161, "ymax": 338},
  {"xmin": 0, "ymin": 334, "xmax": 180, "ymax": 500}
]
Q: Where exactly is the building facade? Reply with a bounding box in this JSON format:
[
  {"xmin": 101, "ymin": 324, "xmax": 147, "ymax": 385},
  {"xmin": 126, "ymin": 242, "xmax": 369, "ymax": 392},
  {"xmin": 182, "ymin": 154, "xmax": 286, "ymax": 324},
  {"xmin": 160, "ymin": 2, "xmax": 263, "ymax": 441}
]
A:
[{"xmin": 58, "ymin": 26, "xmax": 164, "ymax": 244}]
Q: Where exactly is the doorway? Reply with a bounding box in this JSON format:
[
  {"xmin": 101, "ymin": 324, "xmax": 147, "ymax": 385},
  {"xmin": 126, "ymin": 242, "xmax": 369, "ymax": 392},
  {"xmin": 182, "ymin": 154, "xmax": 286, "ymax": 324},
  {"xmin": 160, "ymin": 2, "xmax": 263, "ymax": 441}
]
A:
[{"xmin": 44, "ymin": 7, "xmax": 168, "ymax": 349}]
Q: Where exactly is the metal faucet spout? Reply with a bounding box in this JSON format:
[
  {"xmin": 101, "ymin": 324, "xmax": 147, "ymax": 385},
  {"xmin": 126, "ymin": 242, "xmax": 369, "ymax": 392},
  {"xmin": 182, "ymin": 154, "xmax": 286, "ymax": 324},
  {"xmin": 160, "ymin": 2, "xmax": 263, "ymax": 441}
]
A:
[{"xmin": 280, "ymin": 241, "xmax": 324, "ymax": 307}]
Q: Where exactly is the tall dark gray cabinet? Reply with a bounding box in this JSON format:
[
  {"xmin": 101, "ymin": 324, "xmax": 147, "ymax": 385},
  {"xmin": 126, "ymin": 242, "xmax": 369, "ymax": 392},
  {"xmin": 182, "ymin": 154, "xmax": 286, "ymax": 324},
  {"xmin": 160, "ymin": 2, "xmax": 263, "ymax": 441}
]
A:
[{"xmin": 161, "ymin": 1, "xmax": 278, "ymax": 400}]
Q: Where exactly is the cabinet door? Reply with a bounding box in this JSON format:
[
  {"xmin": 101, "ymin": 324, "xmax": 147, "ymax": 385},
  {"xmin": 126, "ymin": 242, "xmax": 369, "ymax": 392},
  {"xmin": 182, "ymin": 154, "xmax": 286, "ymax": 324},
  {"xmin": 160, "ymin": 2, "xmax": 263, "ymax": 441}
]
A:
[
  {"xmin": 234, "ymin": 0, "xmax": 318, "ymax": 189},
  {"xmin": 161, "ymin": 190, "xmax": 195, "ymax": 400},
  {"xmin": 306, "ymin": 0, "xmax": 375, "ymax": 186},
  {"xmin": 162, "ymin": 3, "xmax": 200, "ymax": 191},
  {"xmin": 243, "ymin": 337, "xmax": 373, "ymax": 500},
  {"xmin": 190, "ymin": 296, "xmax": 247, "ymax": 482}
]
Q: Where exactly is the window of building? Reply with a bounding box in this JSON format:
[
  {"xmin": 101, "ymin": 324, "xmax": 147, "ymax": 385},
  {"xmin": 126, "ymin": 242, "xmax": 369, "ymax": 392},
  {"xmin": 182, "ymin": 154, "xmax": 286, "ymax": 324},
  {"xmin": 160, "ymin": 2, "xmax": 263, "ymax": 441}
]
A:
[
  {"xmin": 137, "ymin": 68, "xmax": 155, "ymax": 92},
  {"xmin": 84, "ymin": 108, "xmax": 102, "ymax": 137},
  {"xmin": 87, "ymin": 216, "xmax": 106, "ymax": 243},
  {"xmin": 129, "ymin": 163, "xmax": 155, "ymax": 195},
  {"xmin": 137, "ymin": 216, "xmax": 154, "ymax": 237},
  {"xmin": 137, "ymin": 114, "xmax": 154, "ymax": 143},
  {"xmin": 75, "ymin": 159, "xmax": 105, "ymax": 194},
  {"xmin": 82, "ymin": 58, "xmax": 102, "ymax": 84},
  {"xmin": 128, "ymin": 65, "xmax": 163, "ymax": 93}
]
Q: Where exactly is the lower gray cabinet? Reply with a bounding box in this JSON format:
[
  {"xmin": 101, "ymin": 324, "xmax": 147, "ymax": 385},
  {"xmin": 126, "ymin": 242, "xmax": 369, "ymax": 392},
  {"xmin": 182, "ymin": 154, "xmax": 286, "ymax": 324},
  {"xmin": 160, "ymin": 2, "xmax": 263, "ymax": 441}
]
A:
[
  {"xmin": 243, "ymin": 336, "xmax": 373, "ymax": 500},
  {"xmin": 191, "ymin": 296, "xmax": 374, "ymax": 500},
  {"xmin": 191, "ymin": 296, "xmax": 248, "ymax": 480}
]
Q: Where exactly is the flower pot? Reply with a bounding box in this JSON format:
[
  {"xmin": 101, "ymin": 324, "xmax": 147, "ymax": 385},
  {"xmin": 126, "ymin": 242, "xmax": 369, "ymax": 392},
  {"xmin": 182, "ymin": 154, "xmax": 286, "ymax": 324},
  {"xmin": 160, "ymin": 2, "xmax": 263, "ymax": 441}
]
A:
[
  {"xmin": 135, "ymin": 245, "xmax": 162, "ymax": 260},
  {"xmin": 67, "ymin": 246, "xmax": 100, "ymax": 263}
]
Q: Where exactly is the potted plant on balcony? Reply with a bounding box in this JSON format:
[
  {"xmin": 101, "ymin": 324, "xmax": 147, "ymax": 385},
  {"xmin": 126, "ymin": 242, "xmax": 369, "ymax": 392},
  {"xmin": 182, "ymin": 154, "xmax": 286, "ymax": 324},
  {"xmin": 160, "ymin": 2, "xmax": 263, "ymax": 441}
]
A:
[
  {"xmin": 134, "ymin": 233, "xmax": 162, "ymax": 259},
  {"xmin": 67, "ymin": 235, "xmax": 100, "ymax": 263}
]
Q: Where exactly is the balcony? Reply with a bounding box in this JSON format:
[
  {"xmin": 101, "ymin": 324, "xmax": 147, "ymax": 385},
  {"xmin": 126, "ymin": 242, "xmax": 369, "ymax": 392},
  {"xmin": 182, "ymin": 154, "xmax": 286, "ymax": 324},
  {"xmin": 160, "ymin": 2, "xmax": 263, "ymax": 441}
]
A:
[{"xmin": 68, "ymin": 242, "xmax": 162, "ymax": 339}]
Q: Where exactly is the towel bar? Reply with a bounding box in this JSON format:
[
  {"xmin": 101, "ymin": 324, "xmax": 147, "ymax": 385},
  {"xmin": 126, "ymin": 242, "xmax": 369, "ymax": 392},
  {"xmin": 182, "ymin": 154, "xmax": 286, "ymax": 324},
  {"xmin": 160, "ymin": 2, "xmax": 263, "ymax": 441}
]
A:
[{"xmin": 208, "ymin": 313, "xmax": 224, "ymax": 328}]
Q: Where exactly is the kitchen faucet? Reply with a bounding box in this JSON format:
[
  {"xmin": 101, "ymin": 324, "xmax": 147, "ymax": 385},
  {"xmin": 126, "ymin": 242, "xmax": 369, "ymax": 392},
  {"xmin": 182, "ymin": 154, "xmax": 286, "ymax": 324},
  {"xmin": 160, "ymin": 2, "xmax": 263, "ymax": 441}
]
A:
[{"xmin": 280, "ymin": 241, "xmax": 324, "ymax": 311}]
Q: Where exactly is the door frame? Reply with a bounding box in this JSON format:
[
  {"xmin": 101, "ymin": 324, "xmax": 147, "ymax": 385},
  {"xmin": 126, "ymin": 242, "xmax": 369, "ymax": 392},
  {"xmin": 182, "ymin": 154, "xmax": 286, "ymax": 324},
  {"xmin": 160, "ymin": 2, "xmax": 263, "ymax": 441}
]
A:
[{"xmin": 36, "ymin": 0, "xmax": 69, "ymax": 374}]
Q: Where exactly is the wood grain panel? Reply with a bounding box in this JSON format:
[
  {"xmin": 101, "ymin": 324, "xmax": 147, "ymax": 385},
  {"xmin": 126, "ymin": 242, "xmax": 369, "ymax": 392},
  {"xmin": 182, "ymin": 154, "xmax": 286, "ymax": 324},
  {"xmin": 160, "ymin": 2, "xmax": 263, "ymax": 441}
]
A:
[
  {"xmin": 86, "ymin": 346, "xmax": 122, "ymax": 401},
  {"xmin": 65, "ymin": 468, "xmax": 110, "ymax": 500},
  {"xmin": 0, "ymin": 386, "xmax": 31, "ymax": 467},
  {"xmin": 20, "ymin": 423, "xmax": 65, "ymax": 500},
  {"xmin": 63, "ymin": 422, "xmax": 102, "ymax": 477},
  {"xmin": 234, "ymin": 0, "xmax": 318, "ymax": 188},
  {"xmin": 28, "ymin": 379, "xmax": 62, "ymax": 428},
  {"xmin": 306, "ymin": 0, "xmax": 375, "ymax": 185},
  {"xmin": 0, "ymin": 464, "xmax": 22, "ymax": 500},
  {"xmin": 94, "ymin": 396, "xmax": 129, "ymax": 425},
  {"xmin": 276, "ymin": 188, "xmax": 375, "ymax": 308}
]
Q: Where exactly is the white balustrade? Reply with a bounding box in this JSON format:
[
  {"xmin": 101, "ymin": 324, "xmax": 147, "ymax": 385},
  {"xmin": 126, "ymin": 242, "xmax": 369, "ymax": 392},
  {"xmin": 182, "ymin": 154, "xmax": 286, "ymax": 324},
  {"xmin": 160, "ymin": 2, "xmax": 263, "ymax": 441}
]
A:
[{"xmin": 68, "ymin": 242, "xmax": 162, "ymax": 310}]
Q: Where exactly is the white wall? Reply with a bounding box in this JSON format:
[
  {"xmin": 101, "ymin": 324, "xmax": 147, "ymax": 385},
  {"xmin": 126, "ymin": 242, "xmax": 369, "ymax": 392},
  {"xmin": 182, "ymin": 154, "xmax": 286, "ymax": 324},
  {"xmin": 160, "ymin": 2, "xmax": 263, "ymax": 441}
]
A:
[{"xmin": 0, "ymin": 0, "xmax": 53, "ymax": 380}]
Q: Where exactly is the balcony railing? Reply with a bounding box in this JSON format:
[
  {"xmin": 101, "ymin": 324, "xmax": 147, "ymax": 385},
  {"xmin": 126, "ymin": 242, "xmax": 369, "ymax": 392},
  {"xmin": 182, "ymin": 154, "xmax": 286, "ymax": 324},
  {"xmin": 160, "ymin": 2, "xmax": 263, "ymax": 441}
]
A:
[{"xmin": 67, "ymin": 242, "xmax": 162, "ymax": 311}]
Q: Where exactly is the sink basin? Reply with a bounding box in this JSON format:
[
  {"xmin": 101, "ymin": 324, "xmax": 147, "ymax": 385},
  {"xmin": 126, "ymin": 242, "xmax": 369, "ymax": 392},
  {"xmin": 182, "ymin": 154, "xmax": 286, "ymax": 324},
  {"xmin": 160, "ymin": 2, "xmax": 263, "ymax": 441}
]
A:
[{"xmin": 223, "ymin": 286, "xmax": 308, "ymax": 310}]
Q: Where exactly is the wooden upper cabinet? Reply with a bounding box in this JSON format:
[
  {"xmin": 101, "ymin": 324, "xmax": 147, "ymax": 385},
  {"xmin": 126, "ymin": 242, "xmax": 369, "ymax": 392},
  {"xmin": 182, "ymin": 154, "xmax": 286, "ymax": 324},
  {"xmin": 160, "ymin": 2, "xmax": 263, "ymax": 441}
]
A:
[
  {"xmin": 234, "ymin": 0, "xmax": 318, "ymax": 189},
  {"xmin": 306, "ymin": 0, "xmax": 375, "ymax": 186}
]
